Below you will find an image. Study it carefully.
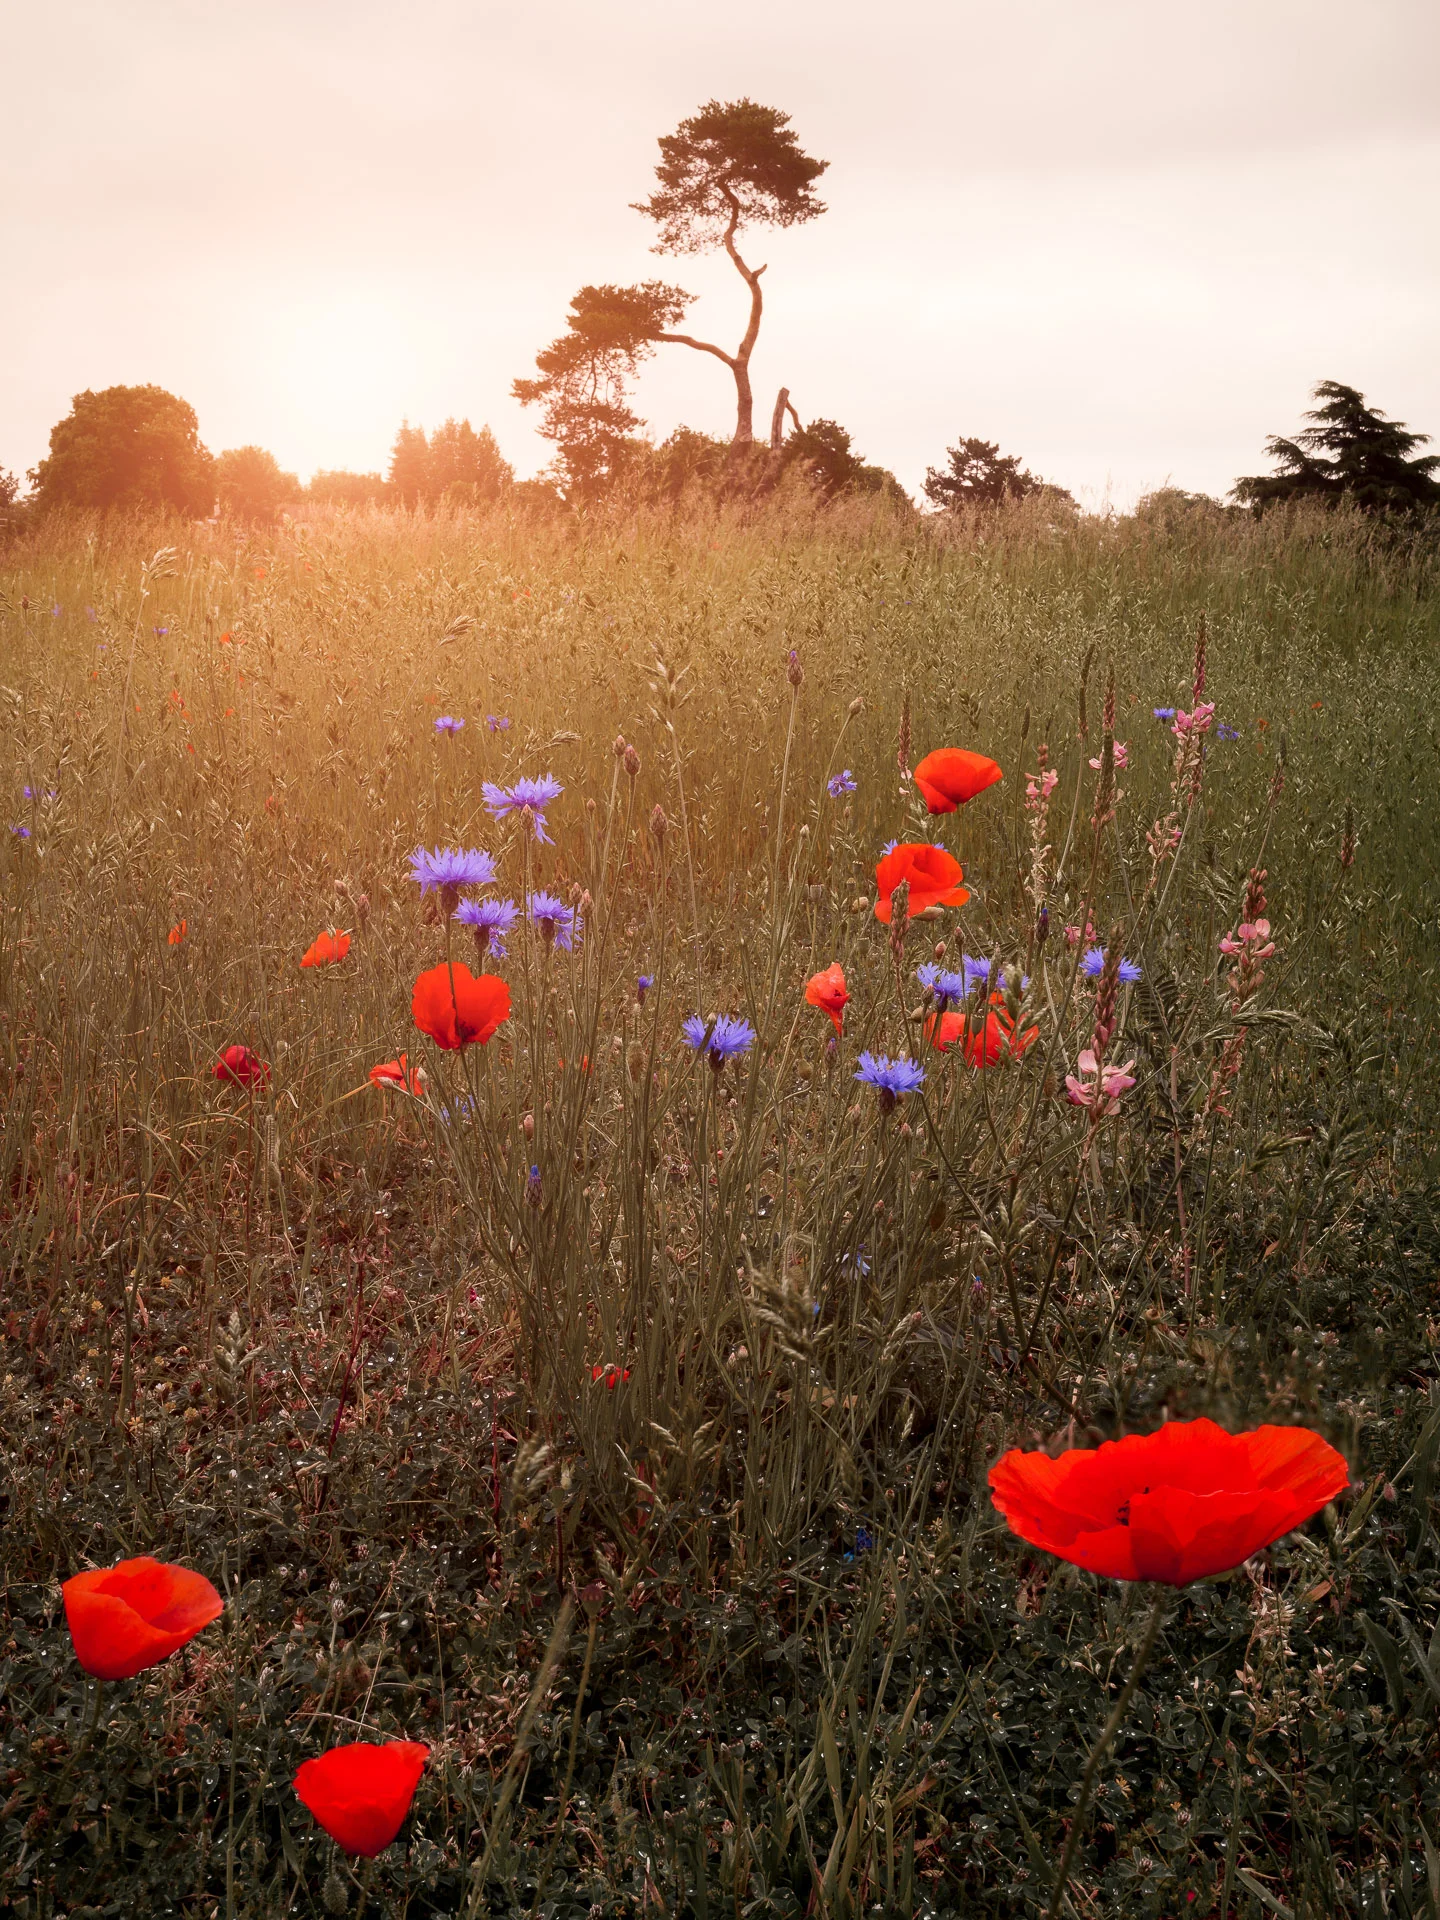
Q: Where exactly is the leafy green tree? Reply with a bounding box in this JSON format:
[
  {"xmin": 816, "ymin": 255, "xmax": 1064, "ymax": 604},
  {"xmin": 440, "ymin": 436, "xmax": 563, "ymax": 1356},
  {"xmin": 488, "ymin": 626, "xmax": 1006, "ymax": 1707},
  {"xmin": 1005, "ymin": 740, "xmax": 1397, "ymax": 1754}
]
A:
[
  {"xmin": 513, "ymin": 284, "xmax": 687, "ymax": 496},
  {"xmin": 633, "ymin": 99, "xmax": 827, "ymax": 443},
  {"xmin": 306, "ymin": 469, "xmax": 385, "ymax": 507},
  {"xmin": 387, "ymin": 422, "xmax": 432, "ymax": 508},
  {"xmin": 923, "ymin": 436, "xmax": 1067, "ymax": 510},
  {"xmin": 1234, "ymin": 380, "xmax": 1440, "ymax": 512},
  {"xmin": 214, "ymin": 445, "xmax": 299, "ymax": 522},
  {"xmin": 782, "ymin": 419, "xmax": 906, "ymax": 502},
  {"xmin": 515, "ymin": 101, "xmax": 827, "ymax": 464},
  {"xmin": 427, "ymin": 419, "xmax": 513, "ymax": 502},
  {"xmin": 28, "ymin": 385, "xmax": 215, "ymax": 516}
]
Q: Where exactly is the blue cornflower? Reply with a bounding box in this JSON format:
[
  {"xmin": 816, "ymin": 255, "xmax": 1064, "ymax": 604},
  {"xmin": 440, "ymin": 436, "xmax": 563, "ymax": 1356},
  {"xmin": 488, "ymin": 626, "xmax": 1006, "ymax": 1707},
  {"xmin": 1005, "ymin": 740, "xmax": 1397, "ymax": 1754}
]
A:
[
  {"xmin": 11, "ymin": 824, "xmax": 30, "ymax": 839},
  {"xmin": 636, "ymin": 973, "xmax": 655, "ymax": 1004},
  {"xmin": 526, "ymin": 1164, "xmax": 543, "ymax": 1207},
  {"xmin": 434, "ymin": 714, "xmax": 464, "ymax": 735},
  {"xmin": 1080, "ymin": 947, "xmax": 1142, "ymax": 982},
  {"xmin": 484, "ymin": 773, "xmax": 563, "ymax": 843},
  {"xmin": 1217, "ymin": 721, "xmax": 1240, "ymax": 741},
  {"xmin": 51, "ymin": 605, "xmax": 61, "ymax": 617},
  {"xmin": 455, "ymin": 895, "xmax": 519, "ymax": 957},
  {"xmin": 963, "ymin": 954, "xmax": 995, "ymax": 991},
  {"xmin": 485, "ymin": 714, "xmax": 510, "ymax": 732},
  {"xmin": 527, "ymin": 891, "xmax": 579, "ymax": 950},
  {"xmin": 1153, "ymin": 707, "xmax": 1176, "ymax": 721},
  {"xmin": 828, "ymin": 769, "xmax": 857, "ymax": 797},
  {"xmin": 408, "ymin": 845, "xmax": 498, "ymax": 898},
  {"xmin": 879, "ymin": 838, "xmax": 900, "ymax": 857},
  {"xmin": 682, "ymin": 1012, "xmax": 756, "ymax": 1071},
  {"xmin": 855, "ymin": 1052, "xmax": 925, "ymax": 1108},
  {"xmin": 22, "ymin": 786, "xmax": 33, "ymax": 800},
  {"xmin": 153, "ymin": 625, "xmax": 169, "ymax": 636},
  {"xmin": 916, "ymin": 963, "xmax": 966, "ymax": 1010}
]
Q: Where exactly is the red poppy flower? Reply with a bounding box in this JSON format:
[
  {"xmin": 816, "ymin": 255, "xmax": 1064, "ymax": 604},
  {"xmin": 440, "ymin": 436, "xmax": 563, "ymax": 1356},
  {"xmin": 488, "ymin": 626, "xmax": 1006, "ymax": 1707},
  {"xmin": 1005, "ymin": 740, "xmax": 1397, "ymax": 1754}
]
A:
[
  {"xmin": 300, "ymin": 929, "xmax": 350, "ymax": 968},
  {"xmin": 168, "ymin": 919, "xmax": 187, "ymax": 946},
  {"xmin": 927, "ymin": 996, "xmax": 1040, "ymax": 1066},
  {"xmin": 805, "ymin": 963, "xmax": 849, "ymax": 1036},
  {"xmin": 874, "ymin": 844, "xmax": 970, "ymax": 923},
  {"xmin": 63, "ymin": 1556, "xmax": 224, "ymax": 1680},
  {"xmin": 214, "ymin": 1044, "xmax": 270, "ymax": 1089},
  {"xmin": 369, "ymin": 1054, "xmax": 426, "ymax": 1095},
  {"xmin": 293, "ymin": 1740, "xmax": 429, "ymax": 1857},
  {"xmin": 913, "ymin": 748, "xmax": 1003, "ymax": 814},
  {"xmin": 412, "ymin": 962, "xmax": 510, "ymax": 1050},
  {"xmin": 988, "ymin": 1418, "xmax": 1348, "ymax": 1586},
  {"xmin": 591, "ymin": 1364, "xmax": 631, "ymax": 1389}
]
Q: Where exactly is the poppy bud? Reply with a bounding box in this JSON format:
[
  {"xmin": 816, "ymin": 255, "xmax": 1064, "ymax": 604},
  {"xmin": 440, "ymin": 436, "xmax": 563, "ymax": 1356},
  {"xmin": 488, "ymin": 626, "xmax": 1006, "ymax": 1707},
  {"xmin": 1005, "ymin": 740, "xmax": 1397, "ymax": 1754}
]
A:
[
  {"xmin": 624, "ymin": 744, "xmax": 640, "ymax": 778},
  {"xmin": 933, "ymin": 940, "xmax": 946, "ymax": 960},
  {"xmin": 522, "ymin": 1112, "xmax": 535, "ymax": 1139},
  {"xmin": 578, "ymin": 889, "xmax": 593, "ymax": 915},
  {"xmin": 650, "ymin": 805, "xmax": 667, "ymax": 841},
  {"xmin": 847, "ymin": 696, "xmax": 864, "ymax": 718},
  {"xmin": 613, "ymin": 732, "xmax": 627, "ymax": 757}
]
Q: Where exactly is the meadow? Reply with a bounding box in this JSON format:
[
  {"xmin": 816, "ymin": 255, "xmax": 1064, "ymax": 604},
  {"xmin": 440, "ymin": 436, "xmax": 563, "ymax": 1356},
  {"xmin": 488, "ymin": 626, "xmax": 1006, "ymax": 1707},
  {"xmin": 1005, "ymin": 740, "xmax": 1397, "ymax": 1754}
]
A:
[{"xmin": 2, "ymin": 490, "xmax": 1439, "ymax": 1918}]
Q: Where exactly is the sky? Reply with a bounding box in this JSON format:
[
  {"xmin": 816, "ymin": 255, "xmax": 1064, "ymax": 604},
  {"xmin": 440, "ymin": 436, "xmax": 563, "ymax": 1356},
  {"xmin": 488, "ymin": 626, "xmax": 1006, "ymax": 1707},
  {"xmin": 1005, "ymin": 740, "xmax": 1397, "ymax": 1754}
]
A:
[{"xmin": 3, "ymin": 0, "xmax": 1438, "ymax": 510}]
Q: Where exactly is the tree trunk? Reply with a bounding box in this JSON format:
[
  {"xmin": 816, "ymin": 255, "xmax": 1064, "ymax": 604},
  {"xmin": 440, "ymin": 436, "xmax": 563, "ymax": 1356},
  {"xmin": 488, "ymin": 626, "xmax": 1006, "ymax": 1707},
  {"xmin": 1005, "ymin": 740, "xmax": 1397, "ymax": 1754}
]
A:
[{"xmin": 770, "ymin": 388, "xmax": 789, "ymax": 449}]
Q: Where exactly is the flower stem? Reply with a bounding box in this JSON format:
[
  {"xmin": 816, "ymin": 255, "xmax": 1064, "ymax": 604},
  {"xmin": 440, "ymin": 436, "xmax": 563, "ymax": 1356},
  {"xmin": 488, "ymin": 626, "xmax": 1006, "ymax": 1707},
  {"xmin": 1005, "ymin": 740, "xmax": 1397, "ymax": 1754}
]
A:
[{"xmin": 1048, "ymin": 1590, "xmax": 1165, "ymax": 1920}]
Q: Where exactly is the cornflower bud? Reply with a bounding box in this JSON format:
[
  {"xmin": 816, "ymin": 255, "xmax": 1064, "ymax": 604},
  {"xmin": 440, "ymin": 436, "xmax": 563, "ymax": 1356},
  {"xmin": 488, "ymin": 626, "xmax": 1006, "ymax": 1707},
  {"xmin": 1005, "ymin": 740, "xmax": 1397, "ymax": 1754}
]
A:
[
  {"xmin": 650, "ymin": 804, "xmax": 667, "ymax": 841},
  {"xmin": 624, "ymin": 743, "xmax": 640, "ymax": 778},
  {"xmin": 787, "ymin": 649, "xmax": 804, "ymax": 688},
  {"xmin": 613, "ymin": 732, "xmax": 627, "ymax": 757}
]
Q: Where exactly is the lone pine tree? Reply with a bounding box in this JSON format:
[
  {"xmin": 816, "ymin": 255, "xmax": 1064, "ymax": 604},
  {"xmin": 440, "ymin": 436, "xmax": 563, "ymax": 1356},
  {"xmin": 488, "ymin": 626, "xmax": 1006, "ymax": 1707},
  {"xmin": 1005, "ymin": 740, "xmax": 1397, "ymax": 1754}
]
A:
[{"xmin": 515, "ymin": 100, "xmax": 827, "ymax": 482}]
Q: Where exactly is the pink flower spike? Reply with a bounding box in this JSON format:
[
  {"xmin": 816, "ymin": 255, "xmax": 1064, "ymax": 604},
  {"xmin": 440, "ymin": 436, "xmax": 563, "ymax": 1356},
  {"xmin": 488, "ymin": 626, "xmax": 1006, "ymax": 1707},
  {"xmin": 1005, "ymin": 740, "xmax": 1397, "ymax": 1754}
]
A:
[
  {"xmin": 1100, "ymin": 1059, "xmax": 1137, "ymax": 1099},
  {"xmin": 1064, "ymin": 1074, "xmax": 1094, "ymax": 1108},
  {"xmin": 1076, "ymin": 1049, "xmax": 1099, "ymax": 1075}
]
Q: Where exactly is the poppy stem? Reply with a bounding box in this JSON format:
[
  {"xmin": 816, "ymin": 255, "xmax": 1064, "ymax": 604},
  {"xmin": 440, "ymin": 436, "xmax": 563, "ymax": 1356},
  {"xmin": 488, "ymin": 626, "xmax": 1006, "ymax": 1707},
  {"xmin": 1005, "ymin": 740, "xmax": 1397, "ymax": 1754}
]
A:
[{"xmin": 1048, "ymin": 1590, "xmax": 1164, "ymax": 1920}]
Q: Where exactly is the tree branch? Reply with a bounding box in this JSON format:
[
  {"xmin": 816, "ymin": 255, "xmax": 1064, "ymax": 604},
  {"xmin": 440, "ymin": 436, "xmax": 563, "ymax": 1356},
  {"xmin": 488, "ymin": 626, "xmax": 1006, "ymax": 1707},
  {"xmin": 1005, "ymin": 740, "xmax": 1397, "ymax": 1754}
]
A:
[{"xmin": 655, "ymin": 333, "xmax": 738, "ymax": 370}]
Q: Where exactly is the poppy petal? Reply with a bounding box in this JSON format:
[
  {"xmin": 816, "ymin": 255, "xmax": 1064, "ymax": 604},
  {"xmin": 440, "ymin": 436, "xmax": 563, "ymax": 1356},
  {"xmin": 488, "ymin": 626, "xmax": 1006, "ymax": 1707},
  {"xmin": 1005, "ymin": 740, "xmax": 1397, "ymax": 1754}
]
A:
[
  {"xmin": 913, "ymin": 748, "xmax": 1004, "ymax": 813},
  {"xmin": 294, "ymin": 1741, "xmax": 429, "ymax": 1856},
  {"xmin": 63, "ymin": 1557, "xmax": 224, "ymax": 1680}
]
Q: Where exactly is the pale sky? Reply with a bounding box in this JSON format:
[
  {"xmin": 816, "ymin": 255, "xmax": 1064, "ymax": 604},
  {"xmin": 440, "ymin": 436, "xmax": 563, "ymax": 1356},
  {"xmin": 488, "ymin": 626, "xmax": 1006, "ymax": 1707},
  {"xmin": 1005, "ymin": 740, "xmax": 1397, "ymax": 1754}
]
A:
[{"xmin": 3, "ymin": 0, "xmax": 1438, "ymax": 509}]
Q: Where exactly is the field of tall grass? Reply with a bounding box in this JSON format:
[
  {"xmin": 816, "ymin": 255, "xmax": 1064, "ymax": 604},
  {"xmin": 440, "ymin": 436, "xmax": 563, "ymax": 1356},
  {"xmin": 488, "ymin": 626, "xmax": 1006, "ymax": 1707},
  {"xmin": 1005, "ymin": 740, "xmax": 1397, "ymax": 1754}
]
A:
[{"xmin": 2, "ymin": 493, "xmax": 1439, "ymax": 1917}]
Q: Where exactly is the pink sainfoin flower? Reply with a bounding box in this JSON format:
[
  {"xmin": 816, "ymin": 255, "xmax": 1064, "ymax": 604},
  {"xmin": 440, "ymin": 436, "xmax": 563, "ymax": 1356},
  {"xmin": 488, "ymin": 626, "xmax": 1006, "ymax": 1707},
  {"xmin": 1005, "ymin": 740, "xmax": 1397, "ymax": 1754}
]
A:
[
  {"xmin": 1088, "ymin": 741, "xmax": 1128, "ymax": 771},
  {"xmin": 1065, "ymin": 1048, "xmax": 1138, "ymax": 1109},
  {"xmin": 1206, "ymin": 869, "xmax": 1276, "ymax": 1118},
  {"xmin": 1024, "ymin": 749, "xmax": 1059, "ymax": 921},
  {"xmin": 1171, "ymin": 703, "xmax": 1215, "ymax": 739},
  {"xmin": 1219, "ymin": 870, "xmax": 1276, "ymax": 1008},
  {"xmin": 1063, "ymin": 933, "xmax": 1135, "ymax": 1119},
  {"xmin": 1064, "ymin": 919, "xmax": 1097, "ymax": 950}
]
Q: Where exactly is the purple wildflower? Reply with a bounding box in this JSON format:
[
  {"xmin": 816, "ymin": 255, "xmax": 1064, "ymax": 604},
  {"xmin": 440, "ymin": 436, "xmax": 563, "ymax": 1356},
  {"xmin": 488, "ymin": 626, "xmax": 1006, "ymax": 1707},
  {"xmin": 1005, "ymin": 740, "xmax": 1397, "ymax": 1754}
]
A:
[
  {"xmin": 681, "ymin": 1012, "xmax": 756, "ymax": 1071},
  {"xmin": 455, "ymin": 895, "xmax": 519, "ymax": 957},
  {"xmin": 854, "ymin": 1052, "xmax": 925, "ymax": 1109},
  {"xmin": 484, "ymin": 773, "xmax": 563, "ymax": 844},
  {"xmin": 636, "ymin": 973, "xmax": 655, "ymax": 1004},
  {"xmin": 485, "ymin": 714, "xmax": 511, "ymax": 733},
  {"xmin": 527, "ymin": 891, "xmax": 579, "ymax": 950},
  {"xmin": 434, "ymin": 715, "xmax": 465, "ymax": 735},
  {"xmin": 828, "ymin": 769, "xmax": 857, "ymax": 797},
  {"xmin": 1080, "ymin": 947, "xmax": 1142, "ymax": 982},
  {"xmin": 408, "ymin": 845, "xmax": 498, "ymax": 897}
]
